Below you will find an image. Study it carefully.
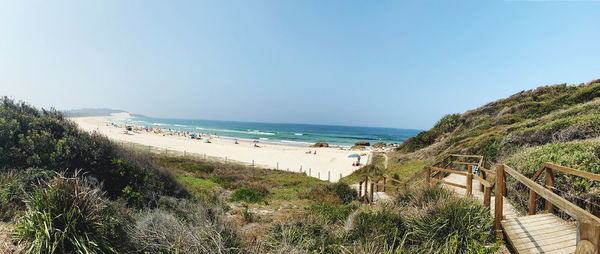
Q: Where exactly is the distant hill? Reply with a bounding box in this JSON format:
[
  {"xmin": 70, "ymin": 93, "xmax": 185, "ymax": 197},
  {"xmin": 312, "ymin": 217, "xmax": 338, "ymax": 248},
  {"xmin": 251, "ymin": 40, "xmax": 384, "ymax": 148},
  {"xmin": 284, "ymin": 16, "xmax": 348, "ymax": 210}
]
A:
[
  {"xmin": 398, "ymin": 78, "xmax": 600, "ymax": 162},
  {"xmin": 63, "ymin": 108, "xmax": 145, "ymax": 118}
]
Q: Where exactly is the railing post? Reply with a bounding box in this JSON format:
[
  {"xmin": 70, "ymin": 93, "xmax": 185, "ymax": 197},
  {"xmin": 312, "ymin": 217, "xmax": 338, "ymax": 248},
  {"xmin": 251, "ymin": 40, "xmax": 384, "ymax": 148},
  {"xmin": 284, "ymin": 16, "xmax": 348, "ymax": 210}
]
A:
[
  {"xmin": 577, "ymin": 222, "xmax": 600, "ymax": 254},
  {"xmin": 358, "ymin": 181, "xmax": 362, "ymax": 200},
  {"xmin": 546, "ymin": 168, "xmax": 554, "ymax": 213},
  {"xmin": 426, "ymin": 166, "xmax": 431, "ymax": 186},
  {"xmin": 495, "ymin": 164, "xmax": 505, "ymax": 240},
  {"xmin": 529, "ymin": 189, "xmax": 537, "ymax": 215},
  {"xmin": 370, "ymin": 183, "xmax": 374, "ymax": 205},
  {"xmin": 363, "ymin": 176, "xmax": 368, "ymax": 203},
  {"xmin": 484, "ymin": 186, "xmax": 491, "ymax": 208},
  {"xmin": 383, "ymin": 177, "xmax": 386, "ymax": 192},
  {"xmin": 467, "ymin": 166, "xmax": 473, "ymax": 197},
  {"xmin": 479, "ymin": 158, "xmax": 485, "ymax": 192}
]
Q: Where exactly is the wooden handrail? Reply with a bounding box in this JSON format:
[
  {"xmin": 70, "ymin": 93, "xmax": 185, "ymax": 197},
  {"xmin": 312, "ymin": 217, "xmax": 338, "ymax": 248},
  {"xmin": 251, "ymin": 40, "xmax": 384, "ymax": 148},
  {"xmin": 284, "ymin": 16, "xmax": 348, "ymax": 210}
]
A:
[
  {"xmin": 532, "ymin": 162, "xmax": 600, "ymax": 182},
  {"xmin": 450, "ymin": 154, "xmax": 483, "ymax": 159},
  {"xmin": 473, "ymin": 173, "xmax": 491, "ymax": 187},
  {"xmin": 429, "ymin": 166, "xmax": 468, "ymax": 176},
  {"xmin": 500, "ymin": 164, "xmax": 600, "ymax": 227}
]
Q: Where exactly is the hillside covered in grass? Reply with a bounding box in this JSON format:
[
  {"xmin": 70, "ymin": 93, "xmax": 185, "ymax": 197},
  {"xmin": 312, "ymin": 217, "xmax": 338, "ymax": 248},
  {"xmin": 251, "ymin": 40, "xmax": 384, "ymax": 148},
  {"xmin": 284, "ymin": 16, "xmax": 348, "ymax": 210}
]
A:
[{"xmin": 395, "ymin": 78, "xmax": 600, "ymax": 216}]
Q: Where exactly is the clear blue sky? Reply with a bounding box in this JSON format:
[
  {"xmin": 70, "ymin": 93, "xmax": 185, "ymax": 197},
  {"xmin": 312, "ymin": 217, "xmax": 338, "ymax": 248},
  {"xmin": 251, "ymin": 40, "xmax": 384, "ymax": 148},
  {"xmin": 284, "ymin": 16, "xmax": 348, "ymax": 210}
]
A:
[{"xmin": 1, "ymin": 1, "xmax": 599, "ymax": 130}]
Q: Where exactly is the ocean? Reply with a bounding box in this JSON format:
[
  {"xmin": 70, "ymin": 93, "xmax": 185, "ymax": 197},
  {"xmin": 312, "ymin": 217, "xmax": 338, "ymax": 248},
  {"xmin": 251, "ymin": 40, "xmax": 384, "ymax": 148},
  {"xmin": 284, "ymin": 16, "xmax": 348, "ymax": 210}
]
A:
[{"xmin": 109, "ymin": 116, "xmax": 421, "ymax": 147}]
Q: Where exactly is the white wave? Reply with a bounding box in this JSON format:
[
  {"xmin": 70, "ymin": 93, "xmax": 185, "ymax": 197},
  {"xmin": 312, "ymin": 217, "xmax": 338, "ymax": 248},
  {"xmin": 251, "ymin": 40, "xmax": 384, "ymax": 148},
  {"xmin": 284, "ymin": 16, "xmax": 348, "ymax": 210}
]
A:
[
  {"xmin": 259, "ymin": 138, "xmax": 269, "ymax": 140},
  {"xmin": 247, "ymin": 130, "xmax": 276, "ymax": 136},
  {"xmin": 294, "ymin": 133, "xmax": 303, "ymax": 136}
]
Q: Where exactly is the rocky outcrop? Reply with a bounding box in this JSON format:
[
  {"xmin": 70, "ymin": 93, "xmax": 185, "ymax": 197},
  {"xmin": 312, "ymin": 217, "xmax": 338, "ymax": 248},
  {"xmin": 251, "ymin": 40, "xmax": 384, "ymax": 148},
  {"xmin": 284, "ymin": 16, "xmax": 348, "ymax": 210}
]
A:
[
  {"xmin": 310, "ymin": 142, "xmax": 329, "ymax": 148},
  {"xmin": 354, "ymin": 141, "xmax": 370, "ymax": 146},
  {"xmin": 373, "ymin": 142, "xmax": 387, "ymax": 148}
]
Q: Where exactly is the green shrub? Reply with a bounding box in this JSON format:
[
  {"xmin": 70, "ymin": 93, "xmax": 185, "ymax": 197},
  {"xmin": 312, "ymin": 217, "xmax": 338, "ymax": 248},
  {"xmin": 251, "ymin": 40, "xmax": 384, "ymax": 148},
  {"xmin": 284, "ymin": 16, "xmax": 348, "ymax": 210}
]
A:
[
  {"xmin": 408, "ymin": 199, "xmax": 498, "ymax": 253},
  {"xmin": 230, "ymin": 187, "xmax": 267, "ymax": 203},
  {"xmin": 0, "ymin": 168, "xmax": 53, "ymax": 221},
  {"xmin": 345, "ymin": 210, "xmax": 406, "ymax": 247},
  {"xmin": 263, "ymin": 216, "xmax": 338, "ymax": 253},
  {"xmin": 12, "ymin": 172, "xmax": 116, "ymax": 253},
  {"xmin": 308, "ymin": 203, "xmax": 358, "ymax": 223},
  {"xmin": 325, "ymin": 182, "xmax": 356, "ymax": 204},
  {"xmin": 433, "ymin": 113, "xmax": 463, "ymax": 133},
  {"xmin": 131, "ymin": 198, "xmax": 242, "ymax": 253}
]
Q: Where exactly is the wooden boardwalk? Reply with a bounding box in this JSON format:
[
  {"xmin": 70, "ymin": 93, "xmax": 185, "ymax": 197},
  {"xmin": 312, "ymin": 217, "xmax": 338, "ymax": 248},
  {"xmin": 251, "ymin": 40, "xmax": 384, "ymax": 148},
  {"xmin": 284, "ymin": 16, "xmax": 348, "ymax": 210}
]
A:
[
  {"xmin": 428, "ymin": 156, "xmax": 599, "ymax": 254},
  {"xmin": 502, "ymin": 214, "xmax": 576, "ymax": 253},
  {"xmin": 359, "ymin": 155, "xmax": 600, "ymax": 253},
  {"xmin": 442, "ymin": 173, "xmax": 578, "ymax": 253}
]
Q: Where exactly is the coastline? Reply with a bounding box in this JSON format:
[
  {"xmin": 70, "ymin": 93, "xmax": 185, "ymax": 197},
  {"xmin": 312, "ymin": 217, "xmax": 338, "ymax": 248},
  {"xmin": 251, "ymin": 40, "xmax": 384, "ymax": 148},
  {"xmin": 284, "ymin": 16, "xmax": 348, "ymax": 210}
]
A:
[{"xmin": 70, "ymin": 113, "xmax": 374, "ymax": 182}]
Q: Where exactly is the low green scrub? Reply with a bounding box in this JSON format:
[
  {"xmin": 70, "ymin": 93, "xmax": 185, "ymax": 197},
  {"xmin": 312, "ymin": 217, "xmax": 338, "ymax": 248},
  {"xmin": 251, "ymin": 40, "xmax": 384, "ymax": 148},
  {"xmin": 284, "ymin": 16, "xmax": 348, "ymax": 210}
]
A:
[
  {"xmin": 300, "ymin": 182, "xmax": 356, "ymax": 205},
  {"xmin": 262, "ymin": 216, "xmax": 339, "ymax": 253},
  {"xmin": 408, "ymin": 199, "xmax": 497, "ymax": 253},
  {"xmin": 345, "ymin": 210, "xmax": 406, "ymax": 247},
  {"xmin": 12, "ymin": 173, "xmax": 119, "ymax": 253},
  {"xmin": 0, "ymin": 168, "xmax": 53, "ymax": 221},
  {"xmin": 308, "ymin": 203, "xmax": 358, "ymax": 223},
  {"xmin": 230, "ymin": 187, "xmax": 267, "ymax": 203}
]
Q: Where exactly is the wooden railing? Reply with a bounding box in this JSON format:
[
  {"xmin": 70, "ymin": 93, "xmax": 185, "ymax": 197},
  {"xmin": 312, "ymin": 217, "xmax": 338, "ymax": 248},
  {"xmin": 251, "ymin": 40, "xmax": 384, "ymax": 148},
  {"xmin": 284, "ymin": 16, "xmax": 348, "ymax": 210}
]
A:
[
  {"xmin": 494, "ymin": 164, "xmax": 600, "ymax": 253},
  {"xmin": 425, "ymin": 154, "xmax": 494, "ymax": 208}
]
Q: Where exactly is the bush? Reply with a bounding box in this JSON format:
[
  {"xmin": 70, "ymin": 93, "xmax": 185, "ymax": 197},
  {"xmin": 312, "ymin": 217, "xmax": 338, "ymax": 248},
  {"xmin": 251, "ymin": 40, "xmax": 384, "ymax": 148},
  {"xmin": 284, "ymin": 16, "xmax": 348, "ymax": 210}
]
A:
[
  {"xmin": 130, "ymin": 199, "xmax": 242, "ymax": 253},
  {"xmin": 308, "ymin": 203, "xmax": 358, "ymax": 223},
  {"xmin": 263, "ymin": 216, "xmax": 338, "ymax": 253},
  {"xmin": 12, "ymin": 172, "xmax": 116, "ymax": 253},
  {"xmin": 408, "ymin": 199, "xmax": 497, "ymax": 253},
  {"xmin": 433, "ymin": 113, "xmax": 463, "ymax": 133},
  {"xmin": 0, "ymin": 168, "xmax": 53, "ymax": 221},
  {"xmin": 230, "ymin": 187, "xmax": 267, "ymax": 203},
  {"xmin": 325, "ymin": 182, "xmax": 356, "ymax": 204},
  {"xmin": 345, "ymin": 210, "xmax": 406, "ymax": 247}
]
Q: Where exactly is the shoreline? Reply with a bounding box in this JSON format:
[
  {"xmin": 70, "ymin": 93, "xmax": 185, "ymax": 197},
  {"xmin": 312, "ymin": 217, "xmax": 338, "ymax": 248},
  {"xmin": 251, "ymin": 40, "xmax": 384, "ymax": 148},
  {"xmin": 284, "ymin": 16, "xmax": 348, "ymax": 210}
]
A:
[{"xmin": 70, "ymin": 113, "xmax": 374, "ymax": 182}]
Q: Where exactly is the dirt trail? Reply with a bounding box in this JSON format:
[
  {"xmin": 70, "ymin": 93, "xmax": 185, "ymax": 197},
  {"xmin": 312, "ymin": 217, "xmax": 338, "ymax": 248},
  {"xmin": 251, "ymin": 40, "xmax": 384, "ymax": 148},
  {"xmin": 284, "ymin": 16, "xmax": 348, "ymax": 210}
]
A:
[{"xmin": 383, "ymin": 153, "xmax": 389, "ymax": 169}]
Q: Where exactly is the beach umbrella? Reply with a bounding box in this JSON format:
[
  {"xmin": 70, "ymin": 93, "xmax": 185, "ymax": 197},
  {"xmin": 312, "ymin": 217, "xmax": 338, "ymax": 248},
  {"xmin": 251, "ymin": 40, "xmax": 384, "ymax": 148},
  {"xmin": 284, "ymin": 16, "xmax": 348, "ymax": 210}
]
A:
[
  {"xmin": 203, "ymin": 138, "xmax": 210, "ymax": 142},
  {"xmin": 253, "ymin": 140, "xmax": 259, "ymax": 143},
  {"xmin": 348, "ymin": 154, "xmax": 360, "ymax": 158},
  {"xmin": 233, "ymin": 138, "xmax": 238, "ymax": 140}
]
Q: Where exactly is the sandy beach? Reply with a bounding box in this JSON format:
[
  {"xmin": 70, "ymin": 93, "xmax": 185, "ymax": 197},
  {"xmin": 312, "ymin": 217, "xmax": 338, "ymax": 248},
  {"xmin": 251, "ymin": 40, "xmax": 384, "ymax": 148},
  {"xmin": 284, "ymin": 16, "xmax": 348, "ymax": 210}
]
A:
[{"xmin": 71, "ymin": 113, "xmax": 372, "ymax": 182}]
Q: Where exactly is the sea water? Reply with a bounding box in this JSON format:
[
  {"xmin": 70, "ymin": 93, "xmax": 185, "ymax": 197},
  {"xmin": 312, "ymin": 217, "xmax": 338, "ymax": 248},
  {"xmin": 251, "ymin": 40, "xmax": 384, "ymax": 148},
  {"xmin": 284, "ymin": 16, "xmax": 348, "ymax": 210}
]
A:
[{"xmin": 110, "ymin": 116, "xmax": 421, "ymax": 147}]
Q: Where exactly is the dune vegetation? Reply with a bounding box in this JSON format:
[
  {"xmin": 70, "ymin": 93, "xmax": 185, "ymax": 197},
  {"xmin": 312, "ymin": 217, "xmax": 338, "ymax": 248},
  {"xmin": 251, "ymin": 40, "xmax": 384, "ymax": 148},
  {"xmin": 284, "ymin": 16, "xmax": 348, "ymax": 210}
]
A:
[
  {"xmin": 3, "ymin": 78, "xmax": 599, "ymax": 253},
  {"xmin": 0, "ymin": 96, "xmax": 499, "ymax": 253}
]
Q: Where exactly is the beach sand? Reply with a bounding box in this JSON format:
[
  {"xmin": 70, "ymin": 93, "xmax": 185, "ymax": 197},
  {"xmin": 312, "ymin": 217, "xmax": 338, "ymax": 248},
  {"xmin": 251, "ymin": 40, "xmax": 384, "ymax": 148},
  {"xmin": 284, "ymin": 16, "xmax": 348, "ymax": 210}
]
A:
[{"xmin": 71, "ymin": 113, "xmax": 371, "ymax": 182}]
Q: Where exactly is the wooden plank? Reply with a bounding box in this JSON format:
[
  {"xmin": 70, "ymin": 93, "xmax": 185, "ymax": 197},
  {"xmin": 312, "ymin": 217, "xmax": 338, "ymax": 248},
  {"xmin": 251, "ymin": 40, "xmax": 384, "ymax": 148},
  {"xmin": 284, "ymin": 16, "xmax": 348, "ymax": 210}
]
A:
[
  {"xmin": 429, "ymin": 177, "xmax": 467, "ymax": 189},
  {"xmin": 451, "ymin": 161, "xmax": 480, "ymax": 166},
  {"xmin": 503, "ymin": 164, "xmax": 600, "ymax": 227},
  {"xmin": 508, "ymin": 229, "xmax": 575, "ymax": 243},
  {"xmin": 450, "ymin": 154, "xmax": 483, "ymax": 158},
  {"xmin": 515, "ymin": 238, "xmax": 576, "ymax": 253},
  {"xmin": 502, "ymin": 218, "xmax": 576, "ymax": 252},
  {"xmin": 430, "ymin": 166, "xmax": 468, "ymax": 176}
]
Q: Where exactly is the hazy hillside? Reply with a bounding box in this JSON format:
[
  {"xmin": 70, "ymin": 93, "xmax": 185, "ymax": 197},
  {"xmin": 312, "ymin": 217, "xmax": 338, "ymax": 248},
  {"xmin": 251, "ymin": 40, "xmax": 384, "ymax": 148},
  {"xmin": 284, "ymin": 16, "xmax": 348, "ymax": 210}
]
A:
[{"xmin": 63, "ymin": 108, "xmax": 132, "ymax": 117}]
